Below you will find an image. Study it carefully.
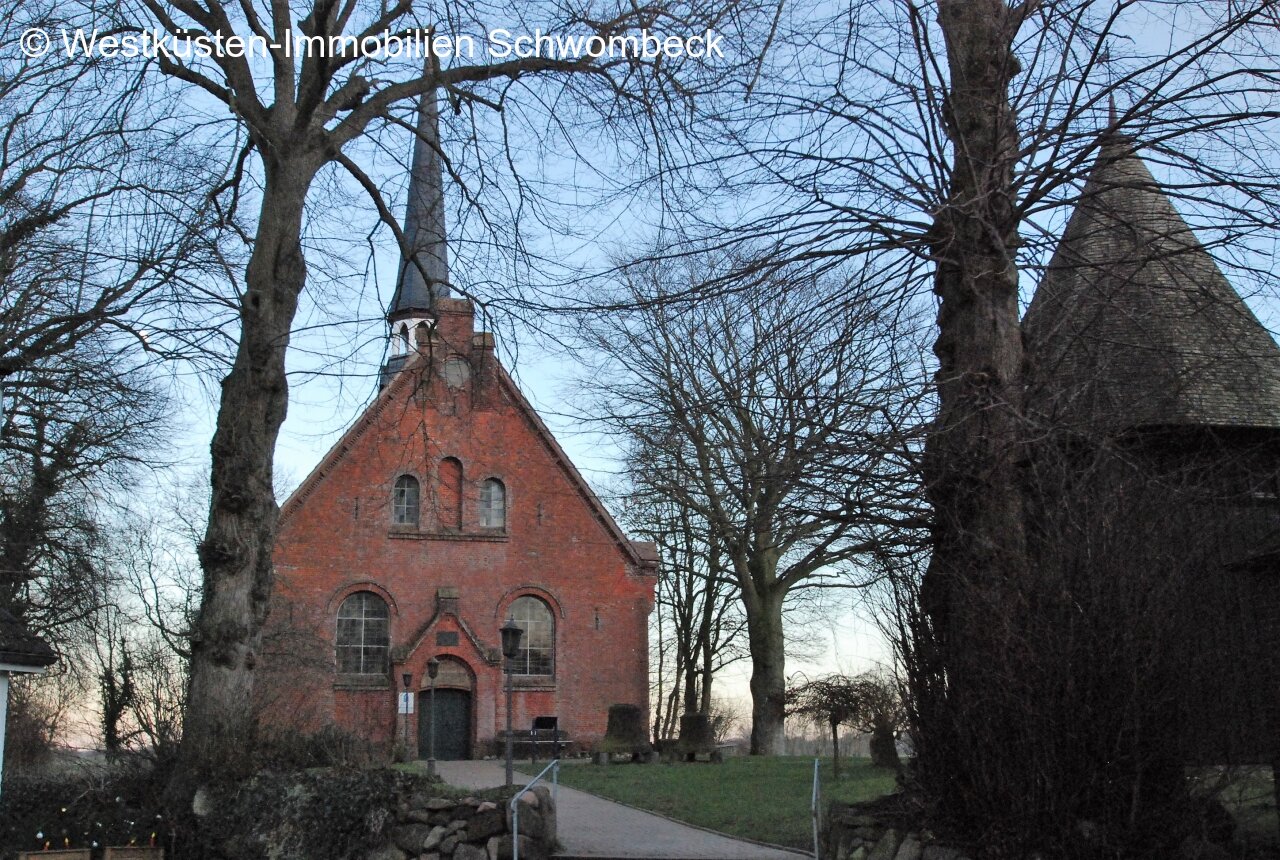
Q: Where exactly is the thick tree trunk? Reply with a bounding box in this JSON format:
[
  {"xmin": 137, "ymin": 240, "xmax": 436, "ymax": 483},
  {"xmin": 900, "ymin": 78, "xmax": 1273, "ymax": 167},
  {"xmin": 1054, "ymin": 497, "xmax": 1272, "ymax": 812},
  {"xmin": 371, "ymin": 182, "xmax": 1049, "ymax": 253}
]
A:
[
  {"xmin": 682, "ymin": 647, "xmax": 699, "ymax": 715},
  {"xmin": 745, "ymin": 588, "xmax": 786, "ymax": 755},
  {"xmin": 924, "ymin": 0, "xmax": 1029, "ymax": 651},
  {"xmin": 914, "ymin": 0, "xmax": 1033, "ymax": 831},
  {"xmin": 168, "ymin": 156, "xmax": 318, "ymax": 807}
]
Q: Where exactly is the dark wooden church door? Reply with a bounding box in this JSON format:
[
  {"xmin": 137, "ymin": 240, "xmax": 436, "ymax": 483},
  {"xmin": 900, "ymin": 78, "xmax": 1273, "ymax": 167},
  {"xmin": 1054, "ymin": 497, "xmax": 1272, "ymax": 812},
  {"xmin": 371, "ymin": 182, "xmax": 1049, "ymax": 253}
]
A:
[{"xmin": 419, "ymin": 688, "xmax": 471, "ymax": 760}]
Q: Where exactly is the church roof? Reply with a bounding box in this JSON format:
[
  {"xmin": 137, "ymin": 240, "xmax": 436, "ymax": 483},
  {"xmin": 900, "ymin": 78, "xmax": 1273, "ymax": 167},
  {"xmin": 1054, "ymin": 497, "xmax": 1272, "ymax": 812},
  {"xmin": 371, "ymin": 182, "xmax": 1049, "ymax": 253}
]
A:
[
  {"xmin": 388, "ymin": 88, "xmax": 450, "ymax": 317},
  {"xmin": 1023, "ymin": 137, "xmax": 1280, "ymax": 433},
  {"xmin": 279, "ymin": 344, "xmax": 652, "ymax": 571},
  {"xmin": 0, "ymin": 607, "xmax": 56, "ymax": 670}
]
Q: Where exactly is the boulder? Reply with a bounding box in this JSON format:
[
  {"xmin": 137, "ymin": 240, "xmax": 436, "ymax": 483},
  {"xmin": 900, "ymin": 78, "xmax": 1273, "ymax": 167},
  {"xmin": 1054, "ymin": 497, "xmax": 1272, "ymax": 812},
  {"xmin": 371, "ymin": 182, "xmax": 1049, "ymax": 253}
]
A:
[
  {"xmin": 894, "ymin": 834, "xmax": 922, "ymax": 860},
  {"xmin": 509, "ymin": 805, "xmax": 546, "ymax": 841},
  {"xmin": 486, "ymin": 835, "xmax": 541, "ymax": 860},
  {"xmin": 868, "ymin": 829, "xmax": 902, "ymax": 860},
  {"xmin": 392, "ymin": 824, "xmax": 435, "ymax": 853},
  {"xmin": 455, "ymin": 844, "xmax": 487, "ymax": 860},
  {"xmin": 465, "ymin": 809, "xmax": 506, "ymax": 842},
  {"xmin": 423, "ymin": 826, "xmax": 448, "ymax": 852}
]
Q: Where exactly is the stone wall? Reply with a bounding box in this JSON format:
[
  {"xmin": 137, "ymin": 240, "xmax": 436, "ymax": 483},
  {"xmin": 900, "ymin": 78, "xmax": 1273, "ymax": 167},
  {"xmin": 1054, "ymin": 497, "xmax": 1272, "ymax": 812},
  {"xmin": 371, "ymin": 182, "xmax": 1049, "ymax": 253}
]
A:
[
  {"xmin": 365, "ymin": 786, "xmax": 556, "ymax": 860},
  {"xmin": 201, "ymin": 769, "xmax": 556, "ymax": 860},
  {"xmin": 823, "ymin": 805, "xmax": 970, "ymax": 860}
]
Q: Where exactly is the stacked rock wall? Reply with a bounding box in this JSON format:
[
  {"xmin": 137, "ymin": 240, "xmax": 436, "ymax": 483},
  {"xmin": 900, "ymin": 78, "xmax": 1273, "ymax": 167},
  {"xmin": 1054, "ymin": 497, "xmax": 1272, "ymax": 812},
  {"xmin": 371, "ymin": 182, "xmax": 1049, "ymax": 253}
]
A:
[{"xmin": 367, "ymin": 786, "xmax": 556, "ymax": 860}]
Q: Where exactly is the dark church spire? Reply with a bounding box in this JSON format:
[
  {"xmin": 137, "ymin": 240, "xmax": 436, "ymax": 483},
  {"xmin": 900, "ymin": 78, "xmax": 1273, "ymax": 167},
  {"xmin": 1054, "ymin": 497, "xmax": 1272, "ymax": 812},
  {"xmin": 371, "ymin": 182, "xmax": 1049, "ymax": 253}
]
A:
[
  {"xmin": 389, "ymin": 85, "xmax": 450, "ymax": 319},
  {"xmin": 382, "ymin": 84, "xmax": 452, "ymax": 386}
]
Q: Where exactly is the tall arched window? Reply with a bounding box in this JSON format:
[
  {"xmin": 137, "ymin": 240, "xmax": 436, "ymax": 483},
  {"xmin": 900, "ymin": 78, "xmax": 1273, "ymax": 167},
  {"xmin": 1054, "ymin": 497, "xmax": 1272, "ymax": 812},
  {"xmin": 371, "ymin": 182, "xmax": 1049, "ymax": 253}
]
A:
[
  {"xmin": 397, "ymin": 324, "xmax": 410, "ymax": 355},
  {"xmin": 479, "ymin": 478, "xmax": 506, "ymax": 529},
  {"xmin": 393, "ymin": 475, "xmax": 420, "ymax": 526},
  {"xmin": 509, "ymin": 596, "xmax": 554, "ymax": 677},
  {"xmin": 336, "ymin": 591, "xmax": 390, "ymax": 674},
  {"xmin": 438, "ymin": 458, "xmax": 463, "ymax": 530}
]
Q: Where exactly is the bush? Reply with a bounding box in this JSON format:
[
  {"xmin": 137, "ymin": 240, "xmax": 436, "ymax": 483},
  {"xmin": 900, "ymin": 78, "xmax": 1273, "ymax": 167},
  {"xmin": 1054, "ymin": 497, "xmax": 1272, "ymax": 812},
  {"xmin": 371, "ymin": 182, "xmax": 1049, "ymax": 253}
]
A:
[
  {"xmin": 0, "ymin": 760, "xmax": 167, "ymax": 858},
  {"xmin": 201, "ymin": 768, "xmax": 450, "ymax": 860},
  {"xmin": 256, "ymin": 724, "xmax": 386, "ymax": 772}
]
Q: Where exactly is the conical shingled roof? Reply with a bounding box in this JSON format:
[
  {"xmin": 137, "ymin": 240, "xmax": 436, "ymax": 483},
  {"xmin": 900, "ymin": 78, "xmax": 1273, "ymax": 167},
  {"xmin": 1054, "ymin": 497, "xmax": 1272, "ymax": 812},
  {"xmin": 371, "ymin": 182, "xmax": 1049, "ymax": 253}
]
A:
[
  {"xmin": 388, "ymin": 87, "xmax": 450, "ymax": 318},
  {"xmin": 1024, "ymin": 137, "xmax": 1280, "ymax": 433}
]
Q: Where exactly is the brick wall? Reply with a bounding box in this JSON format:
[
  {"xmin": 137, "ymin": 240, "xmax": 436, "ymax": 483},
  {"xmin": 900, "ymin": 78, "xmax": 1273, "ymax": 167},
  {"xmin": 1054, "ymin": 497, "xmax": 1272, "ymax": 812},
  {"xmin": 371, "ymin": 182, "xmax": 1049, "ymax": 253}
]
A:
[{"xmin": 261, "ymin": 300, "xmax": 656, "ymax": 753}]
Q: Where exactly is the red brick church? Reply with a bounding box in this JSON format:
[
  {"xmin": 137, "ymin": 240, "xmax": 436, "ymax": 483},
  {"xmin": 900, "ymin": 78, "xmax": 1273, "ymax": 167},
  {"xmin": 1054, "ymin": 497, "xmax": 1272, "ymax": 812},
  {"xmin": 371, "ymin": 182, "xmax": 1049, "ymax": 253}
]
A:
[{"xmin": 260, "ymin": 89, "xmax": 658, "ymax": 759}]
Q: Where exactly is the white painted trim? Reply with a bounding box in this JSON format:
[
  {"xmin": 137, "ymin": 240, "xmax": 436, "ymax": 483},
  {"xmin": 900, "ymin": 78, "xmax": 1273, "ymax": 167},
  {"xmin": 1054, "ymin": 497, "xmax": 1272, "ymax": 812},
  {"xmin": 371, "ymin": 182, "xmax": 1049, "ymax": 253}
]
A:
[
  {"xmin": 0, "ymin": 662, "xmax": 48, "ymax": 674},
  {"xmin": 1, "ymin": 672, "xmax": 9, "ymax": 799}
]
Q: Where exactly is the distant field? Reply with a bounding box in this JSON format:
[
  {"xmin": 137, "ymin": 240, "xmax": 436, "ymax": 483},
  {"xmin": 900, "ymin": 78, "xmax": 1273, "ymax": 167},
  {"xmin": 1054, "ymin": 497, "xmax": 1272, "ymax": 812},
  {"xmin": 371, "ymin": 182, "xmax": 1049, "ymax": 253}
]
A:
[{"xmin": 532, "ymin": 755, "xmax": 897, "ymax": 850}]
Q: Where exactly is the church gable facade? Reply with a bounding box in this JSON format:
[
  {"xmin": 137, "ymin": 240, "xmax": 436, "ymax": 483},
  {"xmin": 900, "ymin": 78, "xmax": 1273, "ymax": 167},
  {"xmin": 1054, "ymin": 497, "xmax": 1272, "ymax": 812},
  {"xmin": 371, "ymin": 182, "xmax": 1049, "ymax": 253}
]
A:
[
  {"xmin": 259, "ymin": 86, "xmax": 656, "ymax": 759},
  {"xmin": 267, "ymin": 300, "xmax": 657, "ymax": 757}
]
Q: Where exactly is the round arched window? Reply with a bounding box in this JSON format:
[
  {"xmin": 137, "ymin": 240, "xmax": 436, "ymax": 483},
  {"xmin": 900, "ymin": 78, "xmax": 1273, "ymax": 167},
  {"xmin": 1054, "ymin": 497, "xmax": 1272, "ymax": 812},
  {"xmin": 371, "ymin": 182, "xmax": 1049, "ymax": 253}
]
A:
[
  {"xmin": 336, "ymin": 591, "xmax": 390, "ymax": 675},
  {"xmin": 509, "ymin": 596, "xmax": 554, "ymax": 677}
]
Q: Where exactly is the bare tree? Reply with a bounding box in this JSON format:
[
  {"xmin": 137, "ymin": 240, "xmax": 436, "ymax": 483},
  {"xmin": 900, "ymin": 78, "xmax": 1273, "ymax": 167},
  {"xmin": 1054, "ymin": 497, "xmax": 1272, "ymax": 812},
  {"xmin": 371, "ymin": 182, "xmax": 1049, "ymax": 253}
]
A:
[
  {"xmin": 580, "ymin": 256, "xmax": 925, "ymax": 754},
  {"xmin": 621, "ymin": 454, "xmax": 746, "ymax": 741},
  {"xmin": 40, "ymin": 0, "xmax": 769, "ymax": 804},
  {"xmin": 634, "ymin": 0, "xmax": 1280, "ymax": 849},
  {"xmin": 0, "ymin": 0, "xmax": 234, "ymax": 655}
]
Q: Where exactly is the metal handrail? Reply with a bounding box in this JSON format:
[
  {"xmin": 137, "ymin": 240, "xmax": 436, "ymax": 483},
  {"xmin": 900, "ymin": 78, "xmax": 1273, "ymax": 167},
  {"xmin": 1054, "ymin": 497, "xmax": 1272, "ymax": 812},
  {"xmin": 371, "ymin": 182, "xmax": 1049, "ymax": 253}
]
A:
[
  {"xmin": 510, "ymin": 758, "xmax": 560, "ymax": 860},
  {"xmin": 811, "ymin": 758, "xmax": 821, "ymax": 859}
]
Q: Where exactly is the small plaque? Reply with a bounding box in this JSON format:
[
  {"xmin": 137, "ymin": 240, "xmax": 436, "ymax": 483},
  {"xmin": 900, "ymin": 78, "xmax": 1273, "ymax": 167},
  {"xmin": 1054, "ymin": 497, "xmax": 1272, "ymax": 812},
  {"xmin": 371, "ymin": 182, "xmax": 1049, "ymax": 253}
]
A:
[{"xmin": 436, "ymin": 631, "xmax": 459, "ymax": 646}]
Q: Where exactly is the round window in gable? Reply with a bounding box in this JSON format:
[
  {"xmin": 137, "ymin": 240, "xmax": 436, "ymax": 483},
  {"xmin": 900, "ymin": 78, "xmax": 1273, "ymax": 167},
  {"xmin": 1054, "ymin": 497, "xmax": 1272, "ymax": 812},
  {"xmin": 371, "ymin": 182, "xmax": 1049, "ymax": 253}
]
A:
[{"xmin": 442, "ymin": 356, "xmax": 471, "ymax": 389}]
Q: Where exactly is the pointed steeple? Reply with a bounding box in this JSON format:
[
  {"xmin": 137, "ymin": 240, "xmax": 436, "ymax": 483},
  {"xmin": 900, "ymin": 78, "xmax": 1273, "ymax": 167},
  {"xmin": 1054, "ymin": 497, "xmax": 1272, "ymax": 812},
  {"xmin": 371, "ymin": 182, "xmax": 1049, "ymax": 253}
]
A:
[
  {"xmin": 389, "ymin": 86, "xmax": 450, "ymax": 319},
  {"xmin": 1024, "ymin": 137, "xmax": 1280, "ymax": 432},
  {"xmin": 382, "ymin": 85, "xmax": 452, "ymax": 386}
]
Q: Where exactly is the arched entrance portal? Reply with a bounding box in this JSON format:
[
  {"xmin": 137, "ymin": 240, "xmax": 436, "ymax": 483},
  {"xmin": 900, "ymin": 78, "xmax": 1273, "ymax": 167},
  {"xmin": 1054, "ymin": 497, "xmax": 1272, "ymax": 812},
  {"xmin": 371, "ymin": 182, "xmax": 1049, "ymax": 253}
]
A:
[{"xmin": 418, "ymin": 657, "xmax": 473, "ymax": 760}]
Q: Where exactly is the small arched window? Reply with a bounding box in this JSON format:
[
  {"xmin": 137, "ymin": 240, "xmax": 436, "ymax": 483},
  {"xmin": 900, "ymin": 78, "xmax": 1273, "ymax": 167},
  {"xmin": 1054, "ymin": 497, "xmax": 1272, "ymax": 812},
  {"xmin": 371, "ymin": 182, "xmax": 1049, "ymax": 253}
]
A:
[
  {"xmin": 509, "ymin": 595, "xmax": 554, "ymax": 677},
  {"xmin": 479, "ymin": 479, "xmax": 506, "ymax": 529},
  {"xmin": 336, "ymin": 591, "xmax": 390, "ymax": 675},
  {"xmin": 398, "ymin": 324, "xmax": 410, "ymax": 355},
  {"xmin": 393, "ymin": 475, "xmax": 420, "ymax": 526}
]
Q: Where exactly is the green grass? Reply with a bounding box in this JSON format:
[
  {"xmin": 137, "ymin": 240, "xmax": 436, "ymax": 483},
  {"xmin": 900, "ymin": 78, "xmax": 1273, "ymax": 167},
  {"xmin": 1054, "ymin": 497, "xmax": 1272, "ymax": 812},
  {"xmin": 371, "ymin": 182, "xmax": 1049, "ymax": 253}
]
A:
[{"xmin": 532, "ymin": 756, "xmax": 897, "ymax": 849}]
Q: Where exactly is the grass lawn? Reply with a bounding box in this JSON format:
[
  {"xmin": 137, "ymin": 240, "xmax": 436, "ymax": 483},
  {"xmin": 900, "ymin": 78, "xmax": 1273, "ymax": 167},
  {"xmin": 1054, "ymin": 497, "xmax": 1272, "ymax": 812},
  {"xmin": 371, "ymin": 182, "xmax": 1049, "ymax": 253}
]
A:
[{"xmin": 535, "ymin": 756, "xmax": 897, "ymax": 849}]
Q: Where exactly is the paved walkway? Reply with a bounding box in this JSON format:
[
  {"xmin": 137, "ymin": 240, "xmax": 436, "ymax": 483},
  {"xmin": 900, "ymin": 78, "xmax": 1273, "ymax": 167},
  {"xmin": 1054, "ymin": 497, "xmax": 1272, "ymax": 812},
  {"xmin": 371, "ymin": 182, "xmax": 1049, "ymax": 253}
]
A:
[{"xmin": 434, "ymin": 760, "xmax": 809, "ymax": 860}]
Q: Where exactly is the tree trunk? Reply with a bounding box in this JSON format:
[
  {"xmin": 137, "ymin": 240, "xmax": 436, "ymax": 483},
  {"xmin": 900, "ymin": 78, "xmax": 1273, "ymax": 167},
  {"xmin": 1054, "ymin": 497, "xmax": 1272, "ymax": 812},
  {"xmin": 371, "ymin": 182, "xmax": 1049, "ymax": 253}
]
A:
[
  {"xmin": 925, "ymin": 0, "xmax": 1029, "ymax": 650},
  {"xmin": 683, "ymin": 639, "xmax": 699, "ymax": 715},
  {"xmin": 697, "ymin": 547, "xmax": 718, "ymax": 714},
  {"xmin": 168, "ymin": 155, "xmax": 318, "ymax": 808},
  {"xmin": 745, "ymin": 588, "xmax": 786, "ymax": 755},
  {"xmin": 830, "ymin": 720, "xmax": 840, "ymax": 778},
  {"xmin": 914, "ymin": 0, "xmax": 1032, "ymax": 828}
]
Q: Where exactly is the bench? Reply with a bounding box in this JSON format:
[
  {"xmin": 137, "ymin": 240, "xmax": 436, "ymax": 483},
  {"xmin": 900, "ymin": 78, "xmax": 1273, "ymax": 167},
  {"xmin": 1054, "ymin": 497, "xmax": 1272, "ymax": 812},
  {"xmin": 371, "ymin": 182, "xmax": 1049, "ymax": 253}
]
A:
[{"xmin": 529, "ymin": 715, "xmax": 568, "ymax": 762}]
